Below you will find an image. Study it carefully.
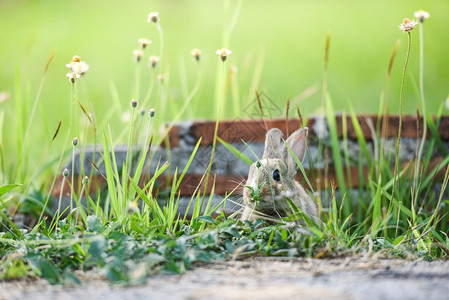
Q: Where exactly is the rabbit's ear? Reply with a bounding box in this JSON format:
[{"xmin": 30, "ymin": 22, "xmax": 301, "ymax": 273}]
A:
[
  {"xmin": 282, "ymin": 127, "xmax": 308, "ymax": 172},
  {"xmin": 263, "ymin": 128, "xmax": 284, "ymax": 158}
]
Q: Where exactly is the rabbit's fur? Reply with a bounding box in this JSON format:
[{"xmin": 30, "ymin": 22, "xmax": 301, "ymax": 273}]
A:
[{"xmin": 241, "ymin": 127, "xmax": 319, "ymax": 223}]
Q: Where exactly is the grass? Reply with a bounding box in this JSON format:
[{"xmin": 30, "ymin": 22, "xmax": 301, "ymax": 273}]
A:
[{"xmin": 1, "ymin": 2, "xmax": 449, "ymax": 286}]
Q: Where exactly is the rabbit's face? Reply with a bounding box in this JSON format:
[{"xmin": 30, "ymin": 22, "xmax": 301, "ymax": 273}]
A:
[
  {"xmin": 241, "ymin": 127, "xmax": 312, "ymax": 221},
  {"xmin": 243, "ymin": 158, "xmax": 294, "ymax": 213}
]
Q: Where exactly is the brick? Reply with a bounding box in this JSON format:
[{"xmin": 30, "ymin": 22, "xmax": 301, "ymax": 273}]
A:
[
  {"xmin": 52, "ymin": 175, "xmax": 107, "ymax": 198},
  {"xmin": 165, "ymin": 124, "xmax": 180, "ymax": 148},
  {"xmin": 152, "ymin": 157, "xmax": 446, "ymax": 196},
  {"xmin": 167, "ymin": 115, "xmax": 449, "ymax": 147}
]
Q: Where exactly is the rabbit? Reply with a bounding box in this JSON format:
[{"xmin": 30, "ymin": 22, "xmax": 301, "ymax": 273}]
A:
[{"xmin": 241, "ymin": 127, "xmax": 319, "ymax": 223}]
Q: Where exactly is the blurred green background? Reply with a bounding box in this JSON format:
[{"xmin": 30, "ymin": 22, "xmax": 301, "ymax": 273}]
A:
[{"xmin": 0, "ymin": 0, "xmax": 448, "ymax": 148}]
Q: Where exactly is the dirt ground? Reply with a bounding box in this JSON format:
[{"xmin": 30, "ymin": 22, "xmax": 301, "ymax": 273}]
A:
[{"xmin": 1, "ymin": 256, "xmax": 449, "ymax": 300}]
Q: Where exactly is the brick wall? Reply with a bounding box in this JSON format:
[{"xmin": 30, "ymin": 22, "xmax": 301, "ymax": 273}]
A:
[{"xmin": 52, "ymin": 115, "xmax": 449, "ymax": 216}]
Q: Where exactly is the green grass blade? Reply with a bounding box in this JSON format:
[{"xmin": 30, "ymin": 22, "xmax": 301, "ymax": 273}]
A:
[
  {"xmin": 349, "ymin": 106, "xmax": 373, "ymax": 169},
  {"xmin": 371, "ymin": 174, "xmax": 382, "ymax": 236},
  {"xmin": 325, "ymin": 93, "xmax": 349, "ymax": 216},
  {"xmin": 284, "ymin": 140, "xmax": 315, "ymax": 194},
  {"xmin": 101, "ymin": 131, "xmax": 119, "ymax": 219},
  {"xmin": 176, "ymin": 138, "xmax": 202, "ymax": 191},
  {"xmin": 425, "ymin": 111, "xmax": 447, "ymax": 156},
  {"xmin": 218, "ymin": 137, "xmax": 252, "ymax": 165}
]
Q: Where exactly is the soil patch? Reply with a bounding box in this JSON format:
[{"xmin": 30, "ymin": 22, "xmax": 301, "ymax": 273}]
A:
[{"xmin": 2, "ymin": 256, "xmax": 449, "ymax": 300}]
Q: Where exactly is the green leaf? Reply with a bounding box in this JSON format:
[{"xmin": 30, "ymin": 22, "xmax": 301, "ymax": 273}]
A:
[
  {"xmin": 196, "ymin": 215, "xmax": 217, "ymax": 224},
  {"xmin": 146, "ymin": 252, "xmax": 166, "ymax": 268},
  {"xmin": 28, "ymin": 256, "xmax": 62, "ymax": 284},
  {"xmin": 89, "ymin": 237, "xmax": 106, "ymax": 259},
  {"xmin": 106, "ymin": 265, "xmax": 129, "ymax": 283},
  {"xmin": 221, "ymin": 226, "xmax": 241, "ymax": 238},
  {"xmin": 62, "ymin": 270, "xmax": 81, "ymax": 284},
  {"xmin": 0, "ymin": 184, "xmax": 21, "ymax": 197},
  {"xmin": 425, "ymin": 110, "xmax": 448, "ymax": 156},
  {"xmin": 86, "ymin": 215, "xmax": 104, "ymax": 233},
  {"xmin": 392, "ymin": 235, "xmax": 405, "ymax": 246}
]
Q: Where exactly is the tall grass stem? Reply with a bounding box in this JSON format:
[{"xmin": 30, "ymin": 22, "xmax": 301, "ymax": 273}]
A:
[{"xmin": 21, "ymin": 51, "xmax": 55, "ymax": 161}]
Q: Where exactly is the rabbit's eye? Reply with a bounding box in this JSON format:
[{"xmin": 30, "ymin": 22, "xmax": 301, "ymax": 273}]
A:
[{"xmin": 272, "ymin": 169, "xmax": 280, "ymax": 181}]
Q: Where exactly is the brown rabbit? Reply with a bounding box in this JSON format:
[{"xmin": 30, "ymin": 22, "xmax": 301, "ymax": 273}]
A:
[{"xmin": 241, "ymin": 127, "xmax": 319, "ymax": 223}]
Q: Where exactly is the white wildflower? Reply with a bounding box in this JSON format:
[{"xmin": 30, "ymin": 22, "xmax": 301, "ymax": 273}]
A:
[
  {"xmin": 133, "ymin": 49, "xmax": 144, "ymax": 62},
  {"xmin": 414, "ymin": 10, "xmax": 430, "ymax": 23},
  {"xmin": 399, "ymin": 18, "xmax": 418, "ymax": 33},
  {"xmin": 149, "ymin": 55, "xmax": 160, "ymax": 68},
  {"xmin": 66, "ymin": 55, "xmax": 89, "ymax": 75},
  {"xmin": 190, "ymin": 48, "xmax": 202, "ymax": 61},
  {"xmin": 138, "ymin": 38, "xmax": 151, "ymax": 49},
  {"xmin": 0, "ymin": 91, "xmax": 10, "ymax": 103},
  {"xmin": 216, "ymin": 48, "xmax": 232, "ymax": 62},
  {"xmin": 66, "ymin": 72, "xmax": 80, "ymax": 83},
  {"xmin": 127, "ymin": 201, "xmax": 139, "ymax": 214},
  {"xmin": 122, "ymin": 111, "xmax": 131, "ymax": 123},
  {"xmin": 148, "ymin": 12, "xmax": 159, "ymax": 23}
]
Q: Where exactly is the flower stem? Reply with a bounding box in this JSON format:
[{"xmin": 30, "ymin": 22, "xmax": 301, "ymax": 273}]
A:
[
  {"xmin": 174, "ymin": 62, "xmax": 202, "ymax": 121},
  {"xmin": 156, "ymin": 23, "xmax": 165, "ymax": 120},
  {"xmin": 201, "ymin": 61, "xmax": 226, "ymax": 206},
  {"xmin": 69, "ymin": 83, "xmax": 75, "ymax": 213},
  {"xmin": 414, "ymin": 22, "xmax": 427, "ymax": 208},
  {"xmin": 71, "ymin": 145, "xmax": 75, "ymax": 213},
  {"xmin": 142, "ymin": 68, "xmax": 155, "ymax": 109},
  {"xmin": 125, "ymin": 107, "xmax": 136, "ymax": 176},
  {"xmin": 156, "ymin": 23, "xmax": 164, "ymax": 73},
  {"xmin": 134, "ymin": 62, "xmax": 141, "ymax": 100},
  {"xmin": 394, "ymin": 31, "xmax": 412, "ymax": 237},
  {"xmin": 57, "ymin": 176, "xmax": 66, "ymax": 218}
]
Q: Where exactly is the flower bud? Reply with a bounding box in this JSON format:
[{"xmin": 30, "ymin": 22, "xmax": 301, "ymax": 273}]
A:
[
  {"xmin": 398, "ymin": 18, "xmax": 418, "ymax": 33},
  {"xmin": 66, "ymin": 72, "xmax": 80, "ymax": 83},
  {"xmin": 149, "ymin": 56, "xmax": 160, "ymax": 68},
  {"xmin": 414, "ymin": 10, "xmax": 430, "ymax": 23},
  {"xmin": 190, "ymin": 48, "xmax": 202, "ymax": 61},
  {"xmin": 133, "ymin": 49, "xmax": 144, "ymax": 62},
  {"xmin": 127, "ymin": 201, "xmax": 139, "ymax": 214},
  {"xmin": 138, "ymin": 38, "xmax": 151, "ymax": 49},
  {"xmin": 148, "ymin": 12, "xmax": 159, "ymax": 23},
  {"xmin": 216, "ymin": 48, "xmax": 232, "ymax": 62}
]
